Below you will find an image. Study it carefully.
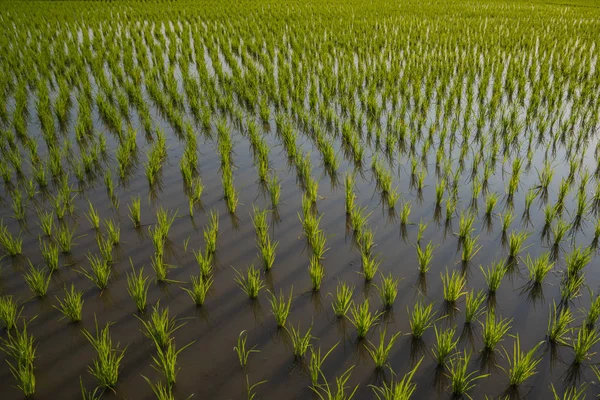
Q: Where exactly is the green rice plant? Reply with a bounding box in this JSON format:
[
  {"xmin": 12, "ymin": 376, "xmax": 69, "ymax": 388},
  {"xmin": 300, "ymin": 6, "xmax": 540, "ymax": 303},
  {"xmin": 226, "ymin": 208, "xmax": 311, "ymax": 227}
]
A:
[
  {"xmin": 416, "ymin": 220, "xmax": 428, "ymax": 244},
  {"xmin": 182, "ymin": 274, "xmax": 213, "ymax": 306},
  {"xmin": 457, "ymin": 212, "xmax": 475, "ymax": 240},
  {"xmin": 40, "ymin": 240, "xmax": 59, "ymax": 273},
  {"xmin": 480, "ymin": 310, "xmax": 512, "ymax": 351},
  {"xmin": 461, "ymin": 234, "xmax": 481, "ymax": 262},
  {"xmin": 287, "ymin": 323, "xmax": 313, "ymax": 358},
  {"xmin": 81, "ymin": 253, "xmax": 111, "ymax": 290},
  {"xmin": 37, "ymin": 210, "xmax": 54, "ymax": 237},
  {"xmin": 501, "ymin": 211, "xmax": 514, "ymax": 233},
  {"xmin": 309, "ymin": 342, "xmax": 339, "ymax": 386},
  {"xmin": 96, "ymin": 234, "xmax": 113, "ymax": 264},
  {"xmin": 433, "ymin": 325, "xmax": 459, "ymax": 365},
  {"xmin": 233, "ymin": 330, "xmax": 259, "ymax": 368},
  {"xmin": 561, "ymin": 275, "xmax": 586, "ymax": 304},
  {"xmin": 104, "ymin": 220, "xmax": 120, "ymax": 246},
  {"xmin": 156, "ymin": 207, "xmax": 177, "ymax": 241},
  {"xmin": 501, "ymin": 335, "xmax": 543, "ymax": 387},
  {"xmin": 552, "ymin": 219, "xmax": 570, "ymax": 248},
  {"xmin": 54, "ymin": 223, "xmax": 77, "ymax": 253},
  {"xmin": 251, "ymin": 205, "xmax": 269, "ymax": 245},
  {"xmin": 350, "ymin": 205, "xmax": 371, "ymax": 234},
  {"xmin": 0, "ymin": 296, "xmax": 21, "ymax": 331},
  {"xmin": 349, "ymin": 299, "xmax": 383, "ymax": 339},
  {"xmin": 416, "ymin": 241, "xmax": 436, "ymax": 274},
  {"xmin": 484, "ymin": 193, "xmax": 499, "ymax": 216},
  {"xmin": 584, "ymin": 293, "xmax": 600, "ymax": 329},
  {"xmin": 446, "ymin": 351, "xmax": 489, "ymax": 399},
  {"xmin": 0, "ymin": 320, "xmax": 36, "ymax": 397},
  {"xmin": 400, "ymin": 201, "xmax": 412, "ymax": 225},
  {"xmin": 245, "ymin": 375, "xmax": 267, "ymax": 400},
  {"xmin": 81, "ymin": 320, "xmax": 126, "ymax": 389},
  {"xmin": 549, "ymin": 383, "xmax": 588, "ymax": 400},
  {"xmin": 507, "ymin": 231, "xmax": 531, "ymax": 259},
  {"xmin": 11, "ymin": 191, "xmax": 26, "ymax": 220},
  {"xmin": 268, "ymin": 173, "xmax": 281, "ymax": 207},
  {"xmin": 464, "ymin": 290, "xmax": 486, "ymax": 324},
  {"xmin": 345, "ymin": 173, "xmax": 356, "ymax": 214},
  {"xmin": 310, "ymin": 363, "xmax": 359, "ymax": 399},
  {"xmin": 23, "ymin": 264, "xmax": 50, "ymax": 298},
  {"xmin": 409, "ymin": 301, "xmax": 437, "ymax": 339},
  {"xmin": 331, "ymin": 281, "xmax": 354, "ymax": 317},
  {"xmin": 370, "ymin": 358, "xmax": 422, "ymax": 400},
  {"xmin": 565, "ymin": 246, "xmax": 593, "ymax": 280},
  {"xmin": 525, "ymin": 253, "xmax": 554, "ymax": 284},
  {"xmin": 546, "ymin": 301, "xmax": 573, "ymax": 345},
  {"xmin": 258, "ymin": 235, "xmax": 278, "ymax": 271},
  {"xmin": 141, "ymin": 376, "xmax": 173, "ymax": 400},
  {"xmin": 481, "ymin": 260, "xmax": 507, "ymax": 294},
  {"xmin": 268, "ymin": 287, "xmax": 293, "ymax": 327},
  {"xmin": 194, "ymin": 249, "xmax": 213, "ymax": 279},
  {"xmin": 86, "ymin": 201, "xmax": 100, "ymax": 229},
  {"xmin": 376, "ymin": 273, "xmax": 400, "ymax": 309},
  {"xmin": 128, "ymin": 195, "xmax": 141, "ymax": 227},
  {"xmin": 442, "ymin": 269, "xmax": 467, "ymax": 303},
  {"xmin": 137, "ymin": 302, "xmax": 184, "ymax": 348},
  {"xmin": 151, "ymin": 253, "xmax": 174, "ymax": 283},
  {"xmin": 126, "ymin": 262, "xmax": 150, "ymax": 312},
  {"xmin": 204, "ymin": 211, "xmax": 219, "ymax": 254},
  {"xmin": 572, "ymin": 326, "xmax": 600, "ymax": 364},
  {"xmin": 361, "ymin": 252, "xmax": 381, "ymax": 281},
  {"xmin": 309, "ymin": 255, "xmax": 325, "ymax": 291},
  {"xmin": 234, "ymin": 265, "xmax": 265, "ymax": 299},
  {"xmin": 365, "ymin": 328, "xmax": 402, "ymax": 369},
  {"xmin": 149, "ymin": 337, "xmax": 194, "ymax": 386},
  {"xmin": 54, "ymin": 284, "xmax": 83, "ymax": 323},
  {"xmin": 0, "ymin": 221, "xmax": 22, "ymax": 256}
]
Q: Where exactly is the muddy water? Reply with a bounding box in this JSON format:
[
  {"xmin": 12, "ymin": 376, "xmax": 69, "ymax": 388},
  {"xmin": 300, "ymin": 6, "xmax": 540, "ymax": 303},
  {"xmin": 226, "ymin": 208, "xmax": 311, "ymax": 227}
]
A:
[{"xmin": 1, "ymin": 91, "xmax": 599, "ymax": 400}]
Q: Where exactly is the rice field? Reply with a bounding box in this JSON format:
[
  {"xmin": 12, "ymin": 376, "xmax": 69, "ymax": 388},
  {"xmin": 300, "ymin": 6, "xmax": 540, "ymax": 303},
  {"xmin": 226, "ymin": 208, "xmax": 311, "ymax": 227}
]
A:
[{"xmin": 1, "ymin": 0, "xmax": 600, "ymax": 398}]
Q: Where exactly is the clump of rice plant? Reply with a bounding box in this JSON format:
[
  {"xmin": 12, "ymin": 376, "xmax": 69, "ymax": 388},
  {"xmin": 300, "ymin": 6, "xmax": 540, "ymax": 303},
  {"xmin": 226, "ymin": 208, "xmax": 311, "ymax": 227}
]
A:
[
  {"xmin": 572, "ymin": 326, "xmax": 600, "ymax": 364},
  {"xmin": 128, "ymin": 195, "xmax": 141, "ymax": 227},
  {"xmin": 501, "ymin": 335, "xmax": 543, "ymax": 387},
  {"xmin": 54, "ymin": 284, "xmax": 83, "ymax": 323},
  {"xmin": 233, "ymin": 330, "xmax": 259, "ymax": 368},
  {"xmin": 85, "ymin": 201, "xmax": 100, "ymax": 229},
  {"xmin": 309, "ymin": 342, "xmax": 339, "ymax": 386},
  {"xmin": 204, "ymin": 211, "xmax": 219, "ymax": 254},
  {"xmin": 433, "ymin": 325, "xmax": 459, "ymax": 365},
  {"xmin": 40, "ymin": 240, "xmax": 59, "ymax": 273},
  {"xmin": 442, "ymin": 269, "xmax": 466, "ymax": 303},
  {"xmin": 149, "ymin": 337, "xmax": 194, "ymax": 386},
  {"xmin": 268, "ymin": 287, "xmax": 293, "ymax": 327},
  {"xmin": 349, "ymin": 299, "xmax": 383, "ymax": 339},
  {"xmin": 365, "ymin": 328, "xmax": 401, "ymax": 369},
  {"xmin": 310, "ymin": 365, "xmax": 358, "ymax": 399},
  {"xmin": 481, "ymin": 310, "xmax": 512, "ymax": 351},
  {"xmin": 0, "ymin": 221, "xmax": 23, "ymax": 256},
  {"xmin": 464, "ymin": 290, "xmax": 486, "ymax": 324},
  {"xmin": 82, "ymin": 319, "xmax": 126, "ymax": 389},
  {"xmin": 565, "ymin": 246, "xmax": 593, "ymax": 281},
  {"xmin": 54, "ymin": 223, "xmax": 77, "ymax": 253},
  {"xmin": 127, "ymin": 262, "xmax": 150, "ymax": 312},
  {"xmin": 345, "ymin": 173, "xmax": 356, "ymax": 214},
  {"xmin": 23, "ymin": 264, "xmax": 51, "ymax": 298},
  {"xmin": 194, "ymin": 249, "xmax": 213, "ymax": 279},
  {"xmin": 446, "ymin": 351, "xmax": 489, "ymax": 398},
  {"xmin": 0, "ymin": 319, "xmax": 36, "ymax": 397},
  {"xmin": 370, "ymin": 358, "xmax": 422, "ymax": 400},
  {"xmin": 0, "ymin": 296, "xmax": 22, "ymax": 330},
  {"xmin": 584, "ymin": 293, "xmax": 600, "ymax": 330},
  {"xmin": 376, "ymin": 273, "xmax": 400, "ymax": 309},
  {"xmin": 137, "ymin": 302, "xmax": 184, "ymax": 348},
  {"xmin": 507, "ymin": 231, "xmax": 531, "ymax": 259},
  {"xmin": 481, "ymin": 260, "xmax": 507, "ymax": 294},
  {"xmin": 546, "ymin": 301, "xmax": 573, "ymax": 345},
  {"xmin": 81, "ymin": 253, "xmax": 111, "ymax": 290},
  {"xmin": 409, "ymin": 301, "xmax": 437, "ymax": 339},
  {"xmin": 104, "ymin": 219, "xmax": 120, "ymax": 246},
  {"xmin": 258, "ymin": 235, "xmax": 278, "ymax": 271},
  {"xmin": 309, "ymin": 255, "xmax": 325, "ymax": 291},
  {"xmin": 182, "ymin": 274, "xmax": 213, "ymax": 306},
  {"xmin": 525, "ymin": 253, "xmax": 553, "ymax": 285},
  {"xmin": 361, "ymin": 252, "xmax": 381, "ymax": 281},
  {"xmin": 416, "ymin": 241, "xmax": 436, "ymax": 274},
  {"xmin": 234, "ymin": 265, "xmax": 265, "ymax": 299},
  {"xmin": 287, "ymin": 323, "xmax": 313, "ymax": 358},
  {"xmin": 331, "ymin": 281, "xmax": 354, "ymax": 317},
  {"xmin": 461, "ymin": 234, "xmax": 481, "ymax": 262}
]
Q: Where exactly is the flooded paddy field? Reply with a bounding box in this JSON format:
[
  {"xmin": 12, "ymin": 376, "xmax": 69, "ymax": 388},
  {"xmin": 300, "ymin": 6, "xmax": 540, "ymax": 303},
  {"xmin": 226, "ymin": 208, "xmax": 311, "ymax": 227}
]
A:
[{"xmin": 1, "ymin": 0, "xmax": 600, "ymax": 399}]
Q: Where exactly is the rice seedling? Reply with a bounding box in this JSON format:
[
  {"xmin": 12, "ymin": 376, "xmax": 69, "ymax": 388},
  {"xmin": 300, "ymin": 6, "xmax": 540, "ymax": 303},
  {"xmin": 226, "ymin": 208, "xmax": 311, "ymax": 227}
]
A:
[
  {"xmin": 309, "ymin": 342, "xmax": 339, "ymax": 386},
  {"xmin": 126, "ymin": 262, "xmax": 150, "ymax": 312},
  {"xmin": 0, "ymin": 320, "xmax": 36, "ymax": 397},
  {"xmin": 149, "ymin": 338, "xmax": 194, "ymax": 386},
  {"xmin": 54, "ymin": 284, "xmax": 83, "ymax": 323},
  {"xmin": 141, "ymin": 376, "xmax": 174, "ymax": 400},
  {"xmin": 565, "ymin": 246, "xmax": 593, "ymax": 281},
  {"xmin": 561, "ymin": 274, "xmax": 586, "ymax": 304},
  {"xmin": 309, "ymin": 255, "xmax": 325, "ymax": 291},
  {"xmin": 549, "ymin": 383, "xmax": 588, "ymax": 400},
  {"xmin": 268, "ymin": 287, "xmax": 293, "ymax": 327},
  {"xmin": 0, "ymin": 221, "xmax": 23, "ymax": 256},
  {"xmin": 400, "ymin": 201, "xmax": 412, "ymax": 225},
  {"xmin": 446, "ymin": 351, "xmax": 489, "ymax": 399},
  {"xmin": 457, "ymin": 212, "xmax": 475, "ymax": 241},
  {"xmin": 54, "ymin": 223, "xmax": 77, "ymax": 253},
  {"xmin": 81, "ymin": 319, "xmax": 126, "ymax": 389},
  {"xmin": 361, "ymin": 252, "xmax": 381, "ymax": 281},
  {"xmin": 258, "ymin": 235, "xmax": 278, "ymax": 271},
  {"xmin": 370, "ymin": 358, "xmax": 422, "ymax": 400},
  {"xmin": 364, "ymin": 328, "xmax": 402, "ymax": 369},
  {"xmin": 137, "ymin": 302, "xmax": 184, "ymax": 349},
  {"xmin": 182, "ymin": 274, "xmax": 214, "ymax": 306},
  {"xmin": 194, "ymin": 249, "xmax": 213, "ymax": 279},
  {"xmin": 376, "ymin": 273, "xmax": 400, "ymax": 309},
  {"xmin": 0, "ymin": 296, "xmax": 22, "ymax": 331},
  {"xmin": 584, "ymin": 293, "xmax": 600, "ymax": 330},
  {"xmin": 104, "ymin": 219, "xmax": 120, "ymax": 246},
  {"xmin": 331, "ymin": 281, "xmax": 354, "ymax": 317},
  {"xmin": 85, "ymin": 201, "xmax": 100, "ymax": 230},
  {"xmin": 40, "ymin": 240, "xmax": 59, "ymax": 273},
  {"xmin": 128, "ymin": 195, "xmax": 141, "ymax": 227},
  {"xmin": 572, "ymin": 326, "xmax": 600, "ymax": 364},
  {"xmin": 501, "ymin": 335, "xmax": 543, "ymax": 387},
  {"xmin": 480, "ymin": 310, "xmax": 512, "ymax": 351},
  {"xmin": 433, "ymin": 325, "xmax": 459, "ymax": 365},
  {"xmin": 441, "ymin": 269, "xmax": 467, "ymax": 303},
  {"xmin": 233, "ymin": 330, "xmax": 259, "ymax": 368},
  {"xmin": 287, "ymin": 323, "xmax": 313, "ymax": 358},
  {"xmin": 310, "ymin": 365, "xmax": 358, "ymax": 400},
  {"xmin": 464, "ymin": 290, "xmax": 486, "ymax": 324},
  {"xmin": 461, "ymin": 234, "xmax": 481, "ymax": 263},
  {"xmin": 416, "ymin": 241, "xmax": 436, "ymax": 274},
  {"xmin": 546, "ymin": 301, "xmax": 573, "ymax": 345},
  {"xmin": 507, "ymin": 231, "xmax": 530, "ymax": 259},
  {"xmin": 37, "ymin": 210, "xmax": 54, "ymax": 237},
  {"xmin": 268, "ymin": 173, "xmax": 281, "ymax": 207},
  {"xmin": 81, "ymin": 253, "xmax": 111, "ymax": 290},
  {"xmin": 409, "ymin": 301, "xmax": 437, "ymax": 339},
  {"xmin": 23, "ymin": 264, "xmax": 51, "ymax": 298},
  {"xmin": 349, "ymin": 299, "xmax": 383, "ymax": 339},
  {"xmin": 234, "ymin": 265, "xmax": 265, "ymax": 299},
  {"xmin": 481, "ymin": 260, "xmax": 507, "ymax": 294},
  {"xmin": 525, "ymin": 253, "xmax": 554, "ymax": 284}
]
